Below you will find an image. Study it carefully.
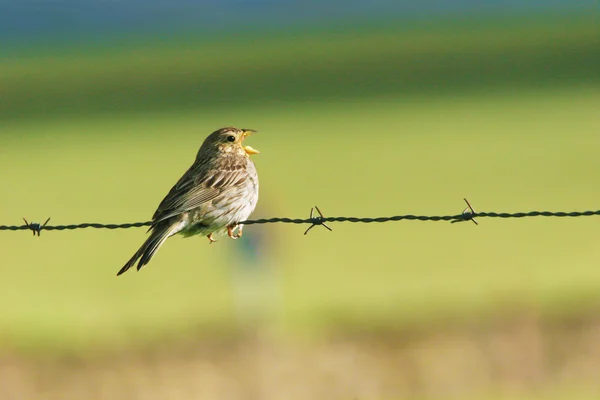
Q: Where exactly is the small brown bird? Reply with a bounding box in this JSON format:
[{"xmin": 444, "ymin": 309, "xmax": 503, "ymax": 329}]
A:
[{"xmin": 117, "ymin": 127, "xmax": 260, "ymax": 276}]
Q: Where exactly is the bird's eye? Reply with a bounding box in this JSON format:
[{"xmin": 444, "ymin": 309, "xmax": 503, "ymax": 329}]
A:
[{"xmin": 226, "ymin": 135, "xmax": 236, "ymax": 142}]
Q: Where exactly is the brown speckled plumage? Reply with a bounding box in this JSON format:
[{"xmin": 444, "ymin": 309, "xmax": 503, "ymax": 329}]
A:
[{"xmin": 117, "ymin": 127, "xmax": 259, "ymax": 276}]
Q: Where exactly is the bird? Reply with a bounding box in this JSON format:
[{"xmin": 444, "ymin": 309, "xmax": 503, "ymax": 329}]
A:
[{"xmin": 117, "ymin": 127, "xmax": 260, "ymax": 276}]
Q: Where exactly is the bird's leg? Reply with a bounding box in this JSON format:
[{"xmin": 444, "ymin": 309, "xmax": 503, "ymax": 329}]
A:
[
  {"xmin": 227, "ymin": 225, "xmax": 237, "ymax": 239},
  {"xmin": 207, "ymin": 233, "xmax": 216, "ymax": 244},
  {"xmin": 227, "ymin": 224, "xmax": 243, "ymax": 239}
]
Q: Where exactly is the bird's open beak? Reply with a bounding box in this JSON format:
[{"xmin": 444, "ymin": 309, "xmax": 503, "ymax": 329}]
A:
[{"xmin": 241, "ymin": 129, "xmax": 260, "ymax": 155}]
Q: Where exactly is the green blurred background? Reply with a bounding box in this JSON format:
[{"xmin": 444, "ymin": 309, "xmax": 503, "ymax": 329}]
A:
[{"xmin": 1, "ymin": 2, "xmax": 600, "ymax": 399}]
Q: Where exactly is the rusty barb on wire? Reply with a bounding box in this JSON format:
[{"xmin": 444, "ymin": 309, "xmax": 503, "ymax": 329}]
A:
[
  {"xmin": 2, "ymin": 198, "xmax": 600, "ymax": 237},
  {"xmin": 450, "ymin": 198, "xmax": 478, "ymax": 225}
]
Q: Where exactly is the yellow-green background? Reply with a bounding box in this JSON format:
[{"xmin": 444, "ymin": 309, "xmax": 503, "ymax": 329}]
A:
[{"xmin": 1, "ymin": 12, "xmax": 599, "ymax": 399}]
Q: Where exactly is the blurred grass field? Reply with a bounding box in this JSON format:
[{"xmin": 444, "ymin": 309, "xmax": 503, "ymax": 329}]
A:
[
  {"xmin": 2, "ymin": 86, "xmax": 599, "ymax": 353},
  {"xmin": 1, "ymin": 14, "xmax": 600, "ymax": 358}
]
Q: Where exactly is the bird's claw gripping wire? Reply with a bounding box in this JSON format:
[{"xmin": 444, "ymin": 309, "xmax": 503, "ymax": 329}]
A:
[
  {"xmin": 304, "ymin": 206, "xmax": 333, "ymax": 235},
  {"xmin": 450, "ymin": 198, "xmax": 478, "ymax": 225},
  {"xmin": 23, "ymin": 217, "xmax": 51, "ymax": 236}
]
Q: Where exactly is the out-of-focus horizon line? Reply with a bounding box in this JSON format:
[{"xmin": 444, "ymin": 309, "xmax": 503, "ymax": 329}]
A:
[{"xmin": 1, "ymin": 0, "xmax": 597, "ymax": 46}]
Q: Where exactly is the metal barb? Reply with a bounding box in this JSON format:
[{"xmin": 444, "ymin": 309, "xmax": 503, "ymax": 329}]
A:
[
  {"xmin": 304, "ymin": 206, "xmax": 333, "ymax": 235},
  {"xmin": 450, "ymin": 198, "xmax": 478, "ymax": 225},
  {"xmin": 22, "ymin": 217, "xmax": 51, "ymax": 236}
]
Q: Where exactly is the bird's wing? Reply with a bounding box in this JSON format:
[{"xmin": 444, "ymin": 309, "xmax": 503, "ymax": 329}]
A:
[{"xmin": 151, "ymin": 164, "xmax": 249, "ymax": 224}]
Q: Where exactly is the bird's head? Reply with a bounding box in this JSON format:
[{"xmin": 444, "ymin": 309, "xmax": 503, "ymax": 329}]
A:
[{"xmin": 200, "ymin": 127, "xmax": 259, "ymax": 158}]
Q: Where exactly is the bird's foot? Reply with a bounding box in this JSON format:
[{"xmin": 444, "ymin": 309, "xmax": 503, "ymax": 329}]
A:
[
  {"xmin": 207, "ymin": 233, "xmax": 217, "ymax": 244},
  {"xmin": 227, "ymin": 224, "xmax": 243, "ymax": 239}
]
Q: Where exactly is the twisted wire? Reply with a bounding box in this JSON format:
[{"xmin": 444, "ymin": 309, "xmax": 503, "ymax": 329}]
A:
[{"xmin": 2, "ymin": 206, "xmax": 599, "ymax": 236}]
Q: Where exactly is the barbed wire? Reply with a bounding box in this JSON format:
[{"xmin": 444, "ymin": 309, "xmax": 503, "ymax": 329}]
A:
[{"xmin": 1, "ymin": 199, "xmax": 599, "ymax": 237}]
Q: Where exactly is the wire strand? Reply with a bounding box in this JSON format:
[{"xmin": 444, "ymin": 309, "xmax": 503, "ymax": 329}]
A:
[{"xmin": 2, "ymin": 200, "xmax": 599, "ymax": 236}]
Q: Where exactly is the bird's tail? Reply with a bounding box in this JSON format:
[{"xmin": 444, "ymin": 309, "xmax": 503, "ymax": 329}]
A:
[{"xmin": 117, "ymin": 222, "xmax": 179, "ymax": 276}]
